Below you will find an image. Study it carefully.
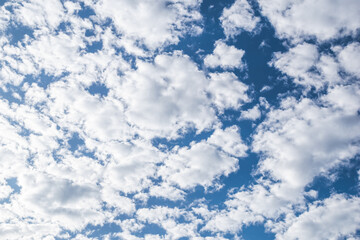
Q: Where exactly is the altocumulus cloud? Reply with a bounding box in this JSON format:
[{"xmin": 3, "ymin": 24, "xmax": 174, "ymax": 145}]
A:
[{"xmin": 0, "ymin": 0, "xmax": 359, "ymax": 239}]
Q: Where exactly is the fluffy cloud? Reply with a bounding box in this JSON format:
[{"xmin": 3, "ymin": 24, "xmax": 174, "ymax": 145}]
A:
[
  {"xmin": 337, "ymin": 42, "xmax": 360, "ymax": 77},
  {"xmin": 93, "ymin": 0, "xmax": 202, "ymax": 49},
  {"xmin": 13, "ymin": 0, "xmax": 65, "ymax": 31},
  {"xmin": 220, "ymin": 0, "xmax": 260, "ymax": 38},
  {"xmin": 275, "ymin": 195, "xmax": 360, "ymax": 240},
  {"xmin": 253, "ymin": 85, "xmax": 360, "ymax": 201},
  {"xmin": 271, "ymin": 43, "xmax": 344, "ymax": 89},
  {"xmin": 159, "ymin": 126, "xmax": 247, "ymax": 190},
  {"xmin": 117, "ymin": 53, "xmax": 217, "ymax": 139},
  {"xmin": 204, "ymin": 41, "xmax": 245, "ymax": 70},
  {"xmin": 159, "ymin": 141, "xmax": 238, "ymax": 189},
  {"xmin": 203, "ymin": 185, "xmax": 288, "ymax": 234},
  {"xmin": 239, "ymin": 105, "xmax": 261, "ymax": 121},
  {"xmin": 258, "ymin": 0, "xmax": 360, "ymax": 42},
  {"xmin": 207, "ymin": 72, "xmax": 250, "ymax": 111}
]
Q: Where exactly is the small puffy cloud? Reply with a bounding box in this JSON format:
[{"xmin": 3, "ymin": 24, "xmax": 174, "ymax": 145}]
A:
[
  {"xmin": 239, "ymin": 105, "xmax": 261, "ymax": 121},
  {"xmin": 204, "ymin": 41, "xmax": 245, "ymax": 70},
  {"xmin": 220, "ymin": 0, "xmax": 260, "ymax": 38},
  {"xmin": 272, "ymin": 43, "xmax": 319, "ymax": 79},
  {"xmin": 207, "ymin": 126, "xmax": 248, "ymax": 158},
  {"xmin": 207, "ymin": 72, "xmax": 250, "ymax": 111},
  {"xmin": 259, "ymin": 0, "xmax": 360, "ymax": 42}
]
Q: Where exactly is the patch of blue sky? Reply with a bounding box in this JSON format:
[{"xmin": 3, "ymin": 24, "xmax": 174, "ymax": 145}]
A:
[
  {"xmin": 136, "ymin": 223, "xmax": 167, "ymax": 238},
  {"xmin": 241, "ymin": 224, "xmax": 275, "ymax": 240},
  {"xmin": 6, "ymin": 177, "xmax": 21, "ymax": 194},
  {"xmin": 305, "ymin": 157, "xmax": 360, "ymax": 202},
  {"xmin": 152, "ymin": 129, "xmax": 214, "ymax": 150},
  {"xmin": 84, "ymin": 39, "xmax": 103, "ymax": 53},
  {"xmin": 5, "ymin": 23, "xmax": 34, "ymax": 45},
  {"xmin": 86, "ymin": 222, "xmax": 123, "ymax": 239},
  {"xmin": 67, "ymin": 132, "xmax": 85, "ymax": 152},
  {"xmin": 0, "ymin": 85, "xmax": 23, "ymax": 104},
  {"xmin": 86, "ymin": 81, "xmax": 109, "ymax": 97},
  {"xmin": 0, "ymin": 178, "xmax": 21, "ymax": 204},
  {"xmin": 76, "ymin": 2, "xmax": 96, "ymax": 19},
  {"xmin": 26, "ymin": 71, "xmax": 69, "ymax": 88}
]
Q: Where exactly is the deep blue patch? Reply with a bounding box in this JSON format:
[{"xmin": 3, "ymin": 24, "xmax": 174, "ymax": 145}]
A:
[
  {"xmin": 85, "ymin": 40, "xmax": 103, "ymax": 53},
  {"xmin": 0, "ymin": 0, "xmax": 7, "ymax": 6},
  {"xmin": 305, "ymin": 157, "xmax": 360, "ymax": 202},
  {"xmin": 136, "ymin": 223, "xmax": 166, "ymax": 237},
  {"xmin": 86, "ymin": 82, "xmax": 109, "ymax": 97},
  {"xmin": 77, "ymin": 2, "xmax": 96, "ymax": 19},
  {"xmin": 68, "ymin": 132, "xmax": 85, "ymax": 152},
  {"xmin": 242, "ymin": 224, "xmax": 275, "ymax": 240},
  {"xmin": 5, "ymin": 23, "xmax": 34, "ymax": 45},
  {"xmin": 85, "ymin": 29, "xmax": 96, "ymax": 37},
  {"xmin": 86, "ymin": 223, "xmax": 123, "ymax": 238}
]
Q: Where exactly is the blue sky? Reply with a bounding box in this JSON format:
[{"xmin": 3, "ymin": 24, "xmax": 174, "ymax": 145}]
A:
[{"xmin": 0, "ymin": 0, "xmax": 359, "ymax": 239}]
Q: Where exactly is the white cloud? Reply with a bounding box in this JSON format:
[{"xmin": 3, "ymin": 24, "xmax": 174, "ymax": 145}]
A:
[
  {"xmin": 271, "ymin": 43, "xmax": 342, "ymax": 89},
  {"xmin": 12, "ymin": 171, "xmax": 105, "ymax": 232},
  {"xmin": 207, "ymin": 72, "xmax": 250, "ymax": 111},
  {"xmin": 203, "ymin": 185, "xmax": 288, "ymax": 234},
  {"xmin": 252, "ymin": 84, "xmax": 360, "ymax": 201},
  {"xmin": 258, "ymin": 0, "xmax": 360, "ymax": 42},
  {"xmin": 239, "ymin": 105, "xmax": 261, "ymax": 121},
  {"xmin": 272, "ymin": 43, "xmax": 319, "ymax": 79},
  {"xmin": 160, "ymin": 141, "xmax": 238, "ymax": 189},
  {"xmin": 13, "ymin": 0, "xmax": 65, "ymax": 31},
  {"xmin": 103, "ymin": 145, "xmax": 161, "ymax": 193},
  {"xmin": 204, "ymin": 41, "xmax": 245, "ymax": 70},
  {"xmin": 207, "ymin": 126, "xmax": 248, "ymax": 158},
  {"xmin": 220, "ymin": 0, "xmax": 260, "ymax": 38},
  {"xmin": 117, "ymin": 53, "xmax": 217, "ymax": 139},
  {"xmin": 101, "ymin": 186, "xmax": 136, "ymax": 215},
  {"xmin": 0, "ymin": 181, "xmax": 13, "ymax": 200},
  {"xmin": 337, "ymin": 42, "xmax": 360, "ymax": 77},
  {"xmin": 159, "ymin": 126, "xmax": 246, "ymax": 190},
  {"xmin": 93, "ymin": 0, "xmax": 202, "ymax": 49},
  {"xmin": 137, "ymin": 206, "xmax": 202, "ymax": 239},
  {"xmin": 149, "ymin": 184, "xmax": 186, "ymax": 201},
  {"xmin": 275, "ymin": 195, "xmax": 360, "ymax": 240}
]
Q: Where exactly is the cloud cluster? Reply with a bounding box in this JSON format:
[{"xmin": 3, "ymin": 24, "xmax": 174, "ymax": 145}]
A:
[{"xmin": 0, "ymin": 0, "xmax": 359, "ymax": 239}]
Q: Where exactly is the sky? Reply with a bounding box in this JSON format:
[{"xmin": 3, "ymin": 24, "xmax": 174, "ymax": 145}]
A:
[{"xmin": 0, "ymin": 0, "xmax": 359, "ymax": 239}]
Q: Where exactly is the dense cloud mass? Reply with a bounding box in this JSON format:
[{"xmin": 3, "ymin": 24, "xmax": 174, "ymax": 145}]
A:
[{"xmin": 0, "ymin": 0, "xmax": 359, "ymax": 239}]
